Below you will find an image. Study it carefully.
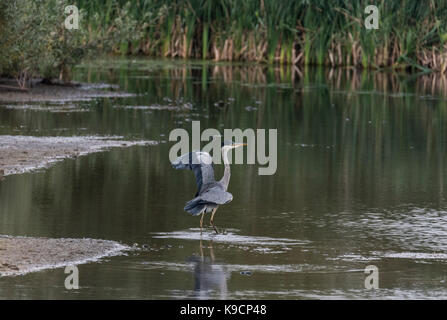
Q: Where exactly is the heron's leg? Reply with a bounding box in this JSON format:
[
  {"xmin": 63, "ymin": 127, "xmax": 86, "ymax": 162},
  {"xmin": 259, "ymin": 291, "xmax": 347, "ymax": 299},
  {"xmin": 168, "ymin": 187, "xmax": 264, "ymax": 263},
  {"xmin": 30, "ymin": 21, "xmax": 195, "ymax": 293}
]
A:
[
  {"xmin": 200, "ymin": 212, "xmax": 205, "ymax": 234},
  {"xmin": 210, "ymin": 208, "xmax": 219, "ymax": 234}
]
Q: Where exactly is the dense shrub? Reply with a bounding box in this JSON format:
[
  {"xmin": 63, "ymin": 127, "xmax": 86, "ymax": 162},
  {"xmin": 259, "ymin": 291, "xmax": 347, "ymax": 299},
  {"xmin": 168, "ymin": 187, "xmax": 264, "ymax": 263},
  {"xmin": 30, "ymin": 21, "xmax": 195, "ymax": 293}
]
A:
[{"xmin": 0, "ymin": 0, "xmax": 116, "ymax": 87}]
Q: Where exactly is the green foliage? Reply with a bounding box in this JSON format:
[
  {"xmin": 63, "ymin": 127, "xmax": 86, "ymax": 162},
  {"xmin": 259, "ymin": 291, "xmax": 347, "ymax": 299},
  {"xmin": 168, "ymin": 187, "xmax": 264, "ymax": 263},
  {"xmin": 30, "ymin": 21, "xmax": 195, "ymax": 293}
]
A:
[
  {"xmin": 0, "ymin": 0, "xmax": 137, "ymax": 86},
  {"xmin": 0, "ymin": 0, "xmax": 90, "ymax": 84}
]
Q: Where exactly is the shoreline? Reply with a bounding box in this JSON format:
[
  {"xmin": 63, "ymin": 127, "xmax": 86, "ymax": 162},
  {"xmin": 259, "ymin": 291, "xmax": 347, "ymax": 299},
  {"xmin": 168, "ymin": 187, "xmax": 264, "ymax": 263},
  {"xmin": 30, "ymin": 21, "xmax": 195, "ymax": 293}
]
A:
[
  {"xmin": 0, "ymin": 78, "xmax": 136, "ymax": 102},
  {"xmin": 0, "ymin": 135, "xmax": 157, "ymax": 178},
  {"xmin": 0, "ymin": 235, "xmax": 130, "ymax": 277}
]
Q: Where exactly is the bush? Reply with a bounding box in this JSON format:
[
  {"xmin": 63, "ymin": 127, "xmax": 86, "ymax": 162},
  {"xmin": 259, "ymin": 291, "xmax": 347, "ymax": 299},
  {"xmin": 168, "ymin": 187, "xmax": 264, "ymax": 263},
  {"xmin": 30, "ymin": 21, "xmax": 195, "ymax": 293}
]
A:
[{"xmin": 0, "ymin": 0, "xmax": 95, "ymax": 87}]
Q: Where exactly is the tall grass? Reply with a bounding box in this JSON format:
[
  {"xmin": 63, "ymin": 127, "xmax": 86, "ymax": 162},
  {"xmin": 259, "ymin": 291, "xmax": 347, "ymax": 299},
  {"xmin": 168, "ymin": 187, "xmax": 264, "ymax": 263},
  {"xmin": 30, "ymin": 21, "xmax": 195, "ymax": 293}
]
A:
[{"xmin": 75, "ymin": 0, "xmax": 447, "ymax": 72}]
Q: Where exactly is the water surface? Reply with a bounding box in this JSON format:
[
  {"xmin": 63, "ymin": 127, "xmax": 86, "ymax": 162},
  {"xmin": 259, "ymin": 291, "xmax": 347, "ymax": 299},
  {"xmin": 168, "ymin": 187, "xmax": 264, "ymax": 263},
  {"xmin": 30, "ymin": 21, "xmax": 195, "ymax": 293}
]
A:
[{"xmin": 1, "ymin": 59, "xmax": 447, "ymax": 299}]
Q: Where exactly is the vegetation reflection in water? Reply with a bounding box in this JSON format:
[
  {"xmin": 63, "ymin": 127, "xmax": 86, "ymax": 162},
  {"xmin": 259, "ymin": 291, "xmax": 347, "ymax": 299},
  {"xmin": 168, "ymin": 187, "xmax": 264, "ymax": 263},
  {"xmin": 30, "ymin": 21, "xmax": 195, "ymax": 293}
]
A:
[{"xmin": 1, "ymin": 59, "xmax": 447, "ymax": 299}]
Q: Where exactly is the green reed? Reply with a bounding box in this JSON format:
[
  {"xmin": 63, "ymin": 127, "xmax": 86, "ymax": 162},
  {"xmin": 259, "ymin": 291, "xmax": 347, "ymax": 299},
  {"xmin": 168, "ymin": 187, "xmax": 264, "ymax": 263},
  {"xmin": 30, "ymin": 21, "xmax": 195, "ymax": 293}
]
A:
[{"xmin": 75, "ymin": 0, "xmax": 447, "ymax": 72}]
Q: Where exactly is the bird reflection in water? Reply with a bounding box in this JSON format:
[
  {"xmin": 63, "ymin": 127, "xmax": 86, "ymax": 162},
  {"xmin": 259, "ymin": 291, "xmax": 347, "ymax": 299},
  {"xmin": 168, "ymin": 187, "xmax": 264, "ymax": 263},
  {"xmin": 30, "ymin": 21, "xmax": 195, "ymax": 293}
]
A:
[{"xmin": 188, "ymin": 240, "xmax": 231, "ymax": 299}]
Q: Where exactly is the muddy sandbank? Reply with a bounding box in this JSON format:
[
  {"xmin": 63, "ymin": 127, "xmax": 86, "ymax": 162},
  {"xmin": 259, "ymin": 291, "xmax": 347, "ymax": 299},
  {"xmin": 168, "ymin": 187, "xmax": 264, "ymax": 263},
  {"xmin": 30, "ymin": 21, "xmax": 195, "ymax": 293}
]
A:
[
  {"xmin": 0, "ymin": 79, "xmax": 136, "ymax": 103},
  {"xmin": 0, "ymin": 135, "xmax": 156, "ymax": 177},
  {"xmin": 0, "ymin": 235, "xmax": 129, "ymax": 277}
]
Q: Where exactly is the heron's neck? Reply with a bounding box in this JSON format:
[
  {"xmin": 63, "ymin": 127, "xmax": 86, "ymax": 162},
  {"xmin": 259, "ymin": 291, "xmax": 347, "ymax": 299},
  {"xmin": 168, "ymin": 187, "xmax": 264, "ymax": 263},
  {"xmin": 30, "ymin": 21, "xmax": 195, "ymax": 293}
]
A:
[{"xmin": 220, "ymin": 147, "xmax": 231, "ymax": 190}]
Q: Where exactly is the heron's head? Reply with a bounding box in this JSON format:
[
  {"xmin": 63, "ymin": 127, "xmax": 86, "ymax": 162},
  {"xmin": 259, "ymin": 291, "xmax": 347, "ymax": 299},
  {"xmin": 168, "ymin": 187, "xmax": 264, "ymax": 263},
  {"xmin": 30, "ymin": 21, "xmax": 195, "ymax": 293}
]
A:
[{"xmin": 221, "ymin": 140, "xmax": 247, "ymax": 150}]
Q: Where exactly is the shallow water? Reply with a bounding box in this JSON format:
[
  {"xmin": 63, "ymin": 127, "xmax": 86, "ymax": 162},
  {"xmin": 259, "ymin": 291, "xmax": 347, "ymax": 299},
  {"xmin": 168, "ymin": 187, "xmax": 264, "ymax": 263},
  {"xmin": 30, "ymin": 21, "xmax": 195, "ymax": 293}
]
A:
[{"xmin": 1, "ymin": 59, "xmax": 447, "ymax": 299}]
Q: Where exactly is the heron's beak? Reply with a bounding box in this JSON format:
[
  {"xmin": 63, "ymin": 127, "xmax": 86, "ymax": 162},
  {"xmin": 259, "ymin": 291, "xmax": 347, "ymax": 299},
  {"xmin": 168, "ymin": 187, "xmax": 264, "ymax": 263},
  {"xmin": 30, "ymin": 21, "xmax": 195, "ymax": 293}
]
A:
[{"xmin": 232, "ymin": 143, "xmax": 247, "ymax": 148}]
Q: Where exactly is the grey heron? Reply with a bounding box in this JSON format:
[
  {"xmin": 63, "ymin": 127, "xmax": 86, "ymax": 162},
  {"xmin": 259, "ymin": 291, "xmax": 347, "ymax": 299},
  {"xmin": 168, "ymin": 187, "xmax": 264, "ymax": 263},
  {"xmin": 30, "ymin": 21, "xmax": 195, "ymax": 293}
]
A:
[{"xmin": 172, "ymin": 141, "xmax": 246, "ymax": 234}]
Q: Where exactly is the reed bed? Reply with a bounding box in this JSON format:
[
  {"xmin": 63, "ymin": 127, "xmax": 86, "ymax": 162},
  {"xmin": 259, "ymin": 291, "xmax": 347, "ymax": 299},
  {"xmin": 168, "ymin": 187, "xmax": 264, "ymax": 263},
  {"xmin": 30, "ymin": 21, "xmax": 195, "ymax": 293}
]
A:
[{"xmin": 76, "ymin": 0, "xmax": 447, "ymax": 72}]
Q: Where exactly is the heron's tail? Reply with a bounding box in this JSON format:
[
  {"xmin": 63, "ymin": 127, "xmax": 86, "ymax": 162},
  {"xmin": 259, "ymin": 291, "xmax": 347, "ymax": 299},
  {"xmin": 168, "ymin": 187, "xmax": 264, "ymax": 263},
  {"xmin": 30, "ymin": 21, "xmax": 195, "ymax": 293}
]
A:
[{"xmin": 184, "ymin": 197, "xmax": 205, "ymax": 216}]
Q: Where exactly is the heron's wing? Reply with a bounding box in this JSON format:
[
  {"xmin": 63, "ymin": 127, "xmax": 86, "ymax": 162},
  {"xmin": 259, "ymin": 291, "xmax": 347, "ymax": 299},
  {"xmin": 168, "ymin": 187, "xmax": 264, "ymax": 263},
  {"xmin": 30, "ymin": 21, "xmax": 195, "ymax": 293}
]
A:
[
  {"xmin": 200, "ymin": 186, "xmax": 233, "ymax": 205},
  {"xmin": 172, "ymin": 151, "xmax": 216, "ymax": 194}
]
